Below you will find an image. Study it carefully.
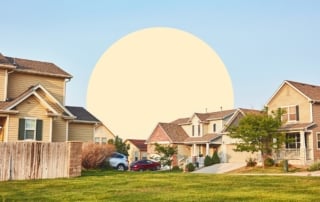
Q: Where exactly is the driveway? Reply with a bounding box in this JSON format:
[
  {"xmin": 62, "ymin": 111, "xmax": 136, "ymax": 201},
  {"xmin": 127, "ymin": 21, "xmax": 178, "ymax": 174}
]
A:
[{"xmin": 192, "ymin": 163, "xmax": 246, "ymax": 174}]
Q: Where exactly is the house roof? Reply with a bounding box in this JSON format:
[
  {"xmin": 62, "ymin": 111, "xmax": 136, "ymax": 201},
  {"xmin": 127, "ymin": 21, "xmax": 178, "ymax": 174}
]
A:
[
  {"xmin": 184, "ymin": 133, "xmax": 220, "ymax": 144},
  {"xmin": 171, "ymin": 117, "xmax": 190, "ymax": 125},
  {"xmin": 280, "ymin": 122, "xmax": 315, "ymax": 131},
  {"xmin": 126, "ymin": 139, "xmax": 147, "ymax": 151},
  {"xmin": 286, "ymin": 80, "xmax": 320, "ymax": 101},
  {"xmin": 195, "ymin": 109, "xmax": 237, "ymax": 122},
  {"xmin": 159, "ymin": 122, "xmax": 189, "ymax": 143},
  {"xmin": 0, "ymin": 53, "xmax": 72, "ymax": 78},
  {"xmin": 66, "ymin": 106, "xmax": 100, "ymax": 123}
]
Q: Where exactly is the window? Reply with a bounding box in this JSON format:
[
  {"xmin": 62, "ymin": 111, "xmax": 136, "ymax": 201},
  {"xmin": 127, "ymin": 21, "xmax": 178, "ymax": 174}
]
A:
[
  {"xmin": 286, "ymin": 133, "xmax": 300, "ymax": 149},
  {"xmin": 18, "ymin": 118, "xmax": 43, "ymax": 141},
  {"xmin": 281, "ymin": 105, "xmax": 299, "ymax": 122},
  {"xmin": 198, "ymin": 125, "xmax": 200, "ymax": 136},
  {"xmin": 213, "ymin": 124, "xmax": 216, "ymax": 132},
  {"xmin": 94, "ymin": 137, "xmax": 100, "ymax": 144},
  {"xmin": 192, "ymin": 125, "xmax": 195, "ymax": 136},
  {"xmin": 317, "ymin": 133, "xmax": 320, "ymax": 149},
  {"xmin": 101, "ymin": 137, "xmax": 107, "ymax": 144}
]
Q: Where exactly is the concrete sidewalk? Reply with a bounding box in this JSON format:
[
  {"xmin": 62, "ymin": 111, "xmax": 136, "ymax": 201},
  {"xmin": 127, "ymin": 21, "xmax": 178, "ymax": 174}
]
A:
[{"xmin": 192, "ymin": 163, "xmax": 246, "ymax": 174}]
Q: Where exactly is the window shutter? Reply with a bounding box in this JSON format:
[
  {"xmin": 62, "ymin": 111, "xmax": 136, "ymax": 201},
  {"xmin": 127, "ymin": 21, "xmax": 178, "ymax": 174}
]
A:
[
  {"xmin": 36, "ymin": 120, "xmax": 43, "ymax": 141},
  {"xmin": 296, "ymin": 105, "xmax": 299, "ymax": 121},
  {"xmin": 18, "ymin": 119, "xmax": 25, "ymax": 140}
]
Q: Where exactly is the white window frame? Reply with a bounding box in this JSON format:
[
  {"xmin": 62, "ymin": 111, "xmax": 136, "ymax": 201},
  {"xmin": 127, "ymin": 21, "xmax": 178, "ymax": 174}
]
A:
[{"xmin": 24, "ymin": 118, "xmax": 37, "ymax": 141}]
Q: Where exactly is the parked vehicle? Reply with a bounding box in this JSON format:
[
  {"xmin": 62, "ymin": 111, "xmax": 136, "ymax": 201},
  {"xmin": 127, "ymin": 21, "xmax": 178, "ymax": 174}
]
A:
[
  {"xmin": 107, "ymin": 152, "xmax": 129, "ymax": 171},
  {"xmin": 130, "ymin": 159, "xmax": 161, "ymax": 171}
]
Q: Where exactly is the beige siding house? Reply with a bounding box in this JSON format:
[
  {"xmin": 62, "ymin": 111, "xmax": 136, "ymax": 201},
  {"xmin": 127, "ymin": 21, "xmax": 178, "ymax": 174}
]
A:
[
  {"xmin": 0, "ymin": 53, "xmax": 100, "ymax": 142},
  {"xmin": 125, "ymin": 139, "xmax": 148, "ymax": 165},
  {"xmin": 266, "ymin": 80, "xmax": 320, "ymax": 165},
  {"xmin": 146, "ymin": 108, "xmax": 260, "ymax": 167}
]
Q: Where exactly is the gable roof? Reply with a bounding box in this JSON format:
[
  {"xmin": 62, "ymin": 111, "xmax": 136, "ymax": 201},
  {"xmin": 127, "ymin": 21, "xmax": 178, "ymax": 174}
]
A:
[
  {"xmin": 286, "ymin": 80, "xmax": 320, "ymax": 101},
  {"xmin": 126, "ymin": 139, "xmax": 147, "ymax": 151},
  {"xmin": 0, "ymin": 84, "xmax": 75, "ymax": 118},
  {"xmin": 158, "ymin": 122, "xmax": 189, "ymax": 143},
  {"xmin": 0, "ymin": 53, "xmax": 72, "ymax": 78},
  {"xmin": 66, "ymin": 106, "xmax": 100, "ymax": 123},
  {"xmin": 267, "ymin": 80, "xmax": 320, "ymax": 105}
]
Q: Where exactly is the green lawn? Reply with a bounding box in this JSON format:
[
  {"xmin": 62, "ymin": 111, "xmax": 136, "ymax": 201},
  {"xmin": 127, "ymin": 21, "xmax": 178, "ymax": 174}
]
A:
[{"xmin": 1, "ymin": 170, "xmax": 319, "ymax": 201}]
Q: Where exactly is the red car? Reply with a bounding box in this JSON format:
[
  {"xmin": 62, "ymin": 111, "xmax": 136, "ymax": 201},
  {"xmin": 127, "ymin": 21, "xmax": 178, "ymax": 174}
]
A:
[{"xmin": 130, "ymin": 159, "xmax": 161, "ymax": 171}]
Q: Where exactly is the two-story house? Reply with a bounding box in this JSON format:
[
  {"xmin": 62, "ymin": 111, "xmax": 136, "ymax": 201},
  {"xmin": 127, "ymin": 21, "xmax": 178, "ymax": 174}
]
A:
[
  {"xmin": 0, "ymin": 53, "xmax": 101, "ymax": 142},
  {"xmin": 146, "ymin": 108, "xmax": 260, "ymax": 167},
  {"xmin": 266, "ymin": 80, "xmax": 320, "ymax": 165}
]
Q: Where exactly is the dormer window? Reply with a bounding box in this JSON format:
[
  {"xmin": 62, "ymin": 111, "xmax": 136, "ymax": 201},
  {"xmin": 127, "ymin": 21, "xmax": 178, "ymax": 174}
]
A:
[
  {"xmin": 198, "ymin": 125, "xmax": 200, "ymax": 136},
  {"xmin": 192, "ymin": 125, "xmax": 195, "ymax": 136},
  {"xmin": 213, "ymin": 123, "xmax": 216, "ymax": 132},
  {"xmin": 281, "ymin": 105, "xmax": 299, "ymax": 122}
]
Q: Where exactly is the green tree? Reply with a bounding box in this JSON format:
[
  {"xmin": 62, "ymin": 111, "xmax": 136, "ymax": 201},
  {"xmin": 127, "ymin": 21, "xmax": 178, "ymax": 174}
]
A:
[
  {"xmin": 108, "ymin": 136, "xmax": 130, "ymax": 156},
  {"xmin": 228, "ymin": 108, "xmax": 285, "ymax": 166},
  {"xmin": 154, "ymin": 143, "xmax": 177, "ymax": 170}
]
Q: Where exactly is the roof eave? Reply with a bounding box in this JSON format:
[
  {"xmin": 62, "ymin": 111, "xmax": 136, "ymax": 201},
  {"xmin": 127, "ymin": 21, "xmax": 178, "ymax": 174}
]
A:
[{"xmin": 14, "ymin": 69, "xmax": 73, "ymax": 79}]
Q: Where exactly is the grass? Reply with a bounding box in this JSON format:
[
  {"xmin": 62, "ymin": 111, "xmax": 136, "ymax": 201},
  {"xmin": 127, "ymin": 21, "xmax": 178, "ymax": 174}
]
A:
[{"xmin": 1, "ymin": 170, "xmax": 320, "ymax": 201}]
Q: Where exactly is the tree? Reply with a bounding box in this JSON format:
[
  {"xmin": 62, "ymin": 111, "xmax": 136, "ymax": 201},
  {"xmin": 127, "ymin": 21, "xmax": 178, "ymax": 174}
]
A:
[
  {"xmin": 154, "ymin": 143, "xmax": 177, "ymax": 170},
  {"xmin": 228, "ymin": 108, "xmax": 285, "ymax": 166},
  {"xmin": 108, "ymin": 136, "xmax": 130, "ymax": 156}
]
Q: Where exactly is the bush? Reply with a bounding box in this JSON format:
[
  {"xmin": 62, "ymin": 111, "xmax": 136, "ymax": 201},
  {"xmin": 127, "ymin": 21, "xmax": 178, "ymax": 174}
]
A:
[
  {"xmin": 171, "ymin": 166, "xmax": 182, "ymax": 172},
  {"xmin": 82, "ymin": 143, "xmax": 115, "ymax": 170},
  {"xmin": 307, "ymin": 161, "xmax": 320, "ymax": 171},
  {"xmin": 212, "ymin": 151, "xmax": 220, "ymax": 164},
  {"xmin": 246, "ymin": 158, "xmax": 257, "ymax": 167},
  {"xmin": 204, "ymin": 155, "xmax": 213, "ymax": 167},
  {"xmin": 264, "ymin": 157, "xmax": 275, "ymax": 167},
  {"xmin": 185, "ymin": 163, "xmax": 195, "ymax": 172}
]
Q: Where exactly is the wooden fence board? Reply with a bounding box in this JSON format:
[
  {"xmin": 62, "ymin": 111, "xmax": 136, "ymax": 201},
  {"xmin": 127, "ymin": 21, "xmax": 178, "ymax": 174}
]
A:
[{"xmin": 0, "ymin": 142, "xmax": 82, "ymax": 181}]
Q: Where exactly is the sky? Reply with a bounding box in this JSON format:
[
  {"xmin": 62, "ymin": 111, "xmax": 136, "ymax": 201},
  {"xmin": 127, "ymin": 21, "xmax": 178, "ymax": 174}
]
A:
[{"xmin": 1, "ymin": 0, "xmax": 320, "ymax": 138}]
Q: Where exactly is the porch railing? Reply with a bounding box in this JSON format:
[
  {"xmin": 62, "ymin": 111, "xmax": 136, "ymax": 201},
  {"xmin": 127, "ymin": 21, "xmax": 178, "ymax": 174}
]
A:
[
  {"xmin": 186, "ymin": 156, "xmax": 205, "ymax": 168},
  {"xmin": 275, "ymin": 149, "xmax": 312, "ymax": 160}
]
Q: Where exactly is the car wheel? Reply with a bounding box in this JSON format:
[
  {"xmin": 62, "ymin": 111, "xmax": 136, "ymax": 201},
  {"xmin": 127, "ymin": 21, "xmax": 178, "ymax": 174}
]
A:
[
  {"xmin": 117, "ymin": 164, "xmax": 125, "ymax": 171},
  {"xmin": 139, "ymin": 168, "xmax": 144, "ymax": 172},
  {"xmin": 156, "ymin": 166, "xmax": 161, "ymax": 170}
]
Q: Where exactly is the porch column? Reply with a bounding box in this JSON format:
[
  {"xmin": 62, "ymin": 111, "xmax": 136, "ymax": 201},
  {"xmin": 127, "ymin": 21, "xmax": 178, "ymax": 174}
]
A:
[
  {"xmin": 193, "ymin": 144, "xmax": 197, "ymax": 156},
  {"xmin": 300, "ymin": 131, "xmax": 306, "ymax": 165},
  {"xmin": 206, "ymin": 143, "xmax": 210, "ymax": 156}
]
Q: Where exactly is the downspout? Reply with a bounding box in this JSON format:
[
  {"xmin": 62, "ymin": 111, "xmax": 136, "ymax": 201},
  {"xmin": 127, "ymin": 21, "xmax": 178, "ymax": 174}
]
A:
[{"xmin": 63, "ymin": 78, "xmax": 71, "ymax": 106}]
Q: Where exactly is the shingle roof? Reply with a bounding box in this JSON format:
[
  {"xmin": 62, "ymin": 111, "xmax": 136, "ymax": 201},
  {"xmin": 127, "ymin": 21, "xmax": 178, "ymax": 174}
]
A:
[
  {"xmin": 286, "ymin": 80, "xmax": 320, "ymax": 101},
  {"xmin": 195, "ymin": 109, "xmax": 237, "ymax": 121},
  {"xmin": 280, "ymin": 122, "xmax": 315, "ymax": 131},
  {"xmin": 126, "ymin": 139, "xmax": 147, "ymax": 151},
  {"xmin": 0, "ymin": 53, "xmax": 11, "ymax": 65},
  {"xmin": 171, "ymin": 117, "xmax": 190, "ymax": 125},
  {"xmin": 0, "ymin": 53, "xmax": 72, "ymax": 78},
  {"xmin": 159, "ymin": 122, "xmax": 189, "ymax": 143},
  {"xmin": 66, "ymin": 106, "xmax": 100, "ymax": 122},
  {"xmin": 184, "ymin": 133, "xmax": 220, "ymax": 144}
]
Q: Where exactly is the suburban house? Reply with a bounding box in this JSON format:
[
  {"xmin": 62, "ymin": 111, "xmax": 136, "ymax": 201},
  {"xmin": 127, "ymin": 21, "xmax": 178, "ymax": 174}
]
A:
[
  {"xmin": 266, "ymin": 80, "xmax": 320, "ymax": 165},
  {"xmin": 94, "ymin": 123, "xmax": 116, "ymax": 144},
  {"xmin": 125, "ymin": 139, "xmax": 147, "ymax": 164},
  {"xmin": 0, "ymin": 53, "xmax": 101, "ymax": 142},
  {"xmin": 146, "ymin": 108, "xmax": 261, "ymax": 167}
]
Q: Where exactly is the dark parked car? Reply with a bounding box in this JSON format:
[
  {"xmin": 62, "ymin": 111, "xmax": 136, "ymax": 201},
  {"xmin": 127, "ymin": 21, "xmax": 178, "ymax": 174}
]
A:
[{"xmin": 130, "ymin": 159, "xmax": 161, "ymax": 171}]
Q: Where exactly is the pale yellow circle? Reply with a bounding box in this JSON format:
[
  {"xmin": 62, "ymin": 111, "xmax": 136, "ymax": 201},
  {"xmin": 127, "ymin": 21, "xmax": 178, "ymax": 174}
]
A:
[{"xmin": 87, "ymin": 27, "xmax": 234, "ymax": 139}]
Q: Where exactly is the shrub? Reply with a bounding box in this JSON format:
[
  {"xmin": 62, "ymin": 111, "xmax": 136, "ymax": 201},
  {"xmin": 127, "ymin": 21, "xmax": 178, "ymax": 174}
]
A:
[
  {"xmin": 82, "ymin": 143, "xmax": 115, "ymax": 170},
  {"xmin": 246, "ymin": 158, "xmax": 257, "ymax": 167},
  {"xmin": 307, "ymin": 161, "xmax": 320, "ymax": 171},
  {"xmin": 172, "ymin": 166, "xmax": 182, "ymax": 172},
  {"xmin": 185, "ymin": 163, "xmax": 195, "ymax": 172},
  {"xmin": 264, "ymin": 157, "xmax": 275, "ymax": 167},
  {"xmin": 204, "ymin": 155, "xmax": 213, "ymax": 167},
  {"xmin": 212, "ymin": 151, "xmax": 220, "ymax": 164}
]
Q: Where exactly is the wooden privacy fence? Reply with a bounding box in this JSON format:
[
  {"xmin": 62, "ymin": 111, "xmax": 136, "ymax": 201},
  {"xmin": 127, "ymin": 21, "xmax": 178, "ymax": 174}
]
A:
[{"xmin": 0, "ymin": 142, "xmax": 82, "ymax": 181}]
